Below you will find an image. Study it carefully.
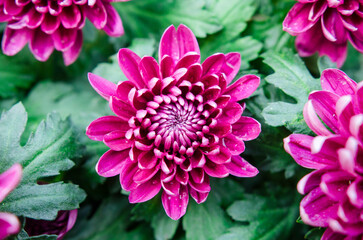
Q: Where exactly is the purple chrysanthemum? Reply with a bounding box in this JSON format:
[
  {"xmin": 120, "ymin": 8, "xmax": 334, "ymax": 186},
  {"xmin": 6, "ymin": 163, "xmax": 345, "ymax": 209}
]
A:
[
  {"xmin": 86, "ymin": 24, "xmax": 261, "ymax": 220},
  {"xmin": 0, "ymin": 164, "xmax": 22, "ymax": 240},
  {"xmin": 284, "ymin": 69, "xmax": 363, "ymax": 239},
  {"xmin": 283, "ymin": 0, "xmax": 363, "ymax": 67},
  {"xmin": 0, "ymin": 0, "xmax": 127, "ymax": 65},
  {"xmin": 25, "ymin": 210, "xmax": 77, "ymax": 239}
]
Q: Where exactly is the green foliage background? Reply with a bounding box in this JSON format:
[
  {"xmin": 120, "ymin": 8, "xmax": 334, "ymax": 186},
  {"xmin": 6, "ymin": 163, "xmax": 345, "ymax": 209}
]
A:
[{"xmin": 0, "ymin": 0, "xmax": 362, "ymax": 239}]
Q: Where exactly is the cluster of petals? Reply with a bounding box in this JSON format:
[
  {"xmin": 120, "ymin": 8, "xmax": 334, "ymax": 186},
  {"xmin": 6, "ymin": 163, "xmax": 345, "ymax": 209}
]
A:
[
  {"xmin": 0, "ymin": 164, "xmax": 22, "ymax": 240},
  {"xmin": 0, "ymin": 0, "xmax": 126, "ymax": 65},
  {"xmin": 283, "ymin": 0, "xmax": 363, "ymax": 67},
  {"xmin": 284, "ymin": 69, "xmax": 363, "ymax": 239},
  {"xmin": 86, "ymin": 24, "xmax": 261, "ymax": 220},
  {"xmin": 25, "ymin": 210, "xmax": 77, "ymax": 239}
]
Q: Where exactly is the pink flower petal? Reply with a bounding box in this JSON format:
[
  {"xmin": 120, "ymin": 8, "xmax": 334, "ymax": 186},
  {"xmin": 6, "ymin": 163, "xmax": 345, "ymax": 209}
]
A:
[
  {"xmin": 103, "ymin": 130, "xmax": 132, "ymax": 151},
  {"xmin": 139, "ymin": 56, "xmax": 160, "ymax": 83},
  {"xmin": 2, "ymin": 27, "xmax": 32, "ymax": 56},
  {"xmin": 222, "ymin": 52, "xmax": 241, "ymax": 85},
  {"xmin": 109, "ymin": 96, "xmax": 136, "ymax": 121},
  {"xmin": 62, "ymin": 30, "xmax": 82, "ymax": 66},
  {"xmin": 320, "ymin": 171, "xmax": 355, "ymax": 201},
  {"xmin": 59, "ymin": 4, "xmax": 81, "ymax": 28},
  {"xmin": 283, "ymin": 2, "xmax": 318, "ymax": 35},
  {"xmin": 119, "ymin": 161, "xmax": 138, "ymax": 191},
  {"xmin": 321, "ymin": 9, "xmax": 347, "ymax": 43},
  {"xmin": 86, "ymin": 115, "xmax": 128, "ymax": 141},
  {"xmin": 52, "ymin": 26, "xmax": 77, "ymax": 51},
  {"xmin": 29, "ymin": 29, "xmax": 54, "ymax": 61},
  {"xmin": 0, "ymin": 164, "xmax": 22, "ymax": 202},
  {"xmin": 133, "ymin": 165, "xmax": 160, "ymax": 184},
  {"xmin": 297, "ymin": 169, "xmax": 326, "ymax": 195},
  {"xmin": 224, "ymin": 75, "xmax": 260, "ymax": 102},
  {"xmin": 203, "ymin": 160, "xmax": 229, "ymax": 178},
  {"xmin": 162, "ymin": 185, "xmax": 189, "ymax": 220},
  {"xmin": 225, "ymin": 155, "xmax": 258, "ymax": 177},
  {"xmin": 83, "ymin": 0, "xmax": 106, "ymax": 29},
  {"xmin": 303, "ymin": 100, "xmax": 333, "ymax": 136},
  {"xmin": 41, "ymin": 14, "xmax": 61, "ymax": 34},
  {"xmin": 300, "ymin": 187, "xmax": 338, "ymax": 227},
  {"xmin": 321, "ymin": 69, "xmax": 357, "ymax": 96},
  {"xmin": 96, "ymin": 149, "xmax": 129, "ymax": 177},
  {"xmin": 0, "ymin": 212, "xmax": 21, "ymax": 239},
  {"xmin": 346, "ymin": 178, "xmax": 363, "ymax": 208},
  {"xmin": 88, "ymin": 72, "xmax": 117, "ymax": 100},
  {"xmin": 309, "ymin": 90, "xmax": 340, "ymax": 133},
  {"xmin": 202, "ymin": 53, "xmax": 225, "ymax": 76},
  {"xmin": 189, "ymin": 188, "xmax": 209, "ymax": 204},
  {"xmin": 223, "ymin": 134, "xmax": 245, "ymax": 155},
  {"xmin": 176, "ymin": 24, "xmax": 200, "ymax": 58},
  {"xmin": 118, "ymin": 48, "xmax": 145, "ymax": 88},
  {"xmin": 231, "ymin": 116, "xmax": 261, "ymax": 141},
  {"xmin": 129, "ymin": 174, "xmax": 161, "ymax": 203},
  {"xmin": 102, "ymin": 2, "xmax": 124, "ymax": 37},
  {"xmin": 218, "ymin": 102, "xmax": 243, "ymax": 124},
  {"xmin": 161, "ymin": 177, "xmax": 180, "ymax": 196}
]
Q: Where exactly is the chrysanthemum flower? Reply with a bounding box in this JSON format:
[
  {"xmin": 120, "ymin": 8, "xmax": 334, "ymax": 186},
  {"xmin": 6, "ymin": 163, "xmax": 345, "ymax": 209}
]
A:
[
  {"xmin": 86, "ymin": 24, "xmax": 261, "ymax": 220},
  {"xmin": 283, "ymin": 0, "xmax": 363, "ymax": 67},
  {"xmin": 0, "ymin": 164, "xmax": 22, "ymax": 240},
  {"xmin": 284, "ymin": 69, "xmax": 363, "ymax": 239},
  {"xmin": 25, "ymin": 210, "xmax": 77, "ymax": 239},
  {"xmin": 0, "ymin": 0, "xmax": 126, "ymax": 65}
]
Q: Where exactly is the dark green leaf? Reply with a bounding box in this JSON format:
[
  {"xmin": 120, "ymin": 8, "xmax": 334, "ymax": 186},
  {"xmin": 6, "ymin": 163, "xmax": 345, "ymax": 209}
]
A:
[
  {"xmin": 151, "ymin": 210, "xmax": 179, "ymax": 240},
  {"xmin": 261, "ymin": 49, "xmax": 320, "ymax": 134}
]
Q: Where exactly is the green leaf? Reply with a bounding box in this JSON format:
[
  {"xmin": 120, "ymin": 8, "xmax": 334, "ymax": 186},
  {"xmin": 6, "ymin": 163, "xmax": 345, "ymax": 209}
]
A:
[
  {"xmin": 201, "ymin": 0, "xmax": 262, "ymax": 69},
  {"xmin": 219, "ymin": 194, "xmax": 299, "ymax": 240},
  {"xmin": 0, "ymin": 54, "xmax": 36, "ymax": 98},
  {"xmin": 151, "ymin": 210, "xmax": 179, "ymax": 240},
  {"xmin": 0, "ymin": 103, "xmax": 86, "ymax": 220},
  {"xmin": 182, "ymin": 196, "xmax": 231, "ymax": 240},
  {"xmin": 93, "ymin": 38, "xmax": 156, "ymax": 84},
  {"xmin": 115, "ymin": 0, "xmax": 222, "ymax": 39},
  {"xmin": 317, "ymin": 56, "xmax": 337, "ymax": 73},
  {"xmin": 261, "ymin": 49, "xmax": 320, "ymax": 134}
]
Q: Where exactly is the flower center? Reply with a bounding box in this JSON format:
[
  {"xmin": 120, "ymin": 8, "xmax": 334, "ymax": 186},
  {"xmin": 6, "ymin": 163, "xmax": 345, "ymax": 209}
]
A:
[{"xmin": 152, "ymin": 100, "xmax": 204, "ymax": 153}]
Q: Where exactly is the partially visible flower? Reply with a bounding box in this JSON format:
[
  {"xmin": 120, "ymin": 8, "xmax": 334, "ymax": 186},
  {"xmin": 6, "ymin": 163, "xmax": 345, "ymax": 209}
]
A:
[
  {"xmin": 283, "ymin": 0, "xmax": 363, "ymax": 67},
  {"xmin": 0, "ymin": 0, "xmax": 127, "ymax": 65},
  {"xmin": 0, "ymin": 164, "xmax": 22, "ymax": 240},
  {"xmin": 284, "ymin": 69, "xmax": 363, "ymax": 239},
  {"xmin": 25, "ymin": 210, "xmax": 77, "ymax": 239},
  {"xmin": 86, "ymin": 24, "xmax": 261, "ymax": 220}
]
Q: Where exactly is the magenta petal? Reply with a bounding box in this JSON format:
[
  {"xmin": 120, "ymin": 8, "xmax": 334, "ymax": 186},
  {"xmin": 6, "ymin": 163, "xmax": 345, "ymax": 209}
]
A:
[
  {"xmin": 162, "ymin": 185, "xmax": 189, "ymax": 220},
  {"xmin": 129, "ymin": 175, "xmax": 161, "ymax": 203},
  {"xmin": 62, "ymin": 30, "xmax": 82, "ymax": 66},
  {"xmin": 29, "ymin": 29, "xmax": 54, "ymax": 61},
  {"xmin": 232, "ymin": 116, "xmax": 261, "ymax": 141},
  {"xmin": 96, "ymin": 149, "xmax": 129, "ymax": 177},
  {"xmin": 189, "ymin": 188, "xmax": 208, "ymax": 204},
  {"xmin": 138, "ymin": 151, "xmax": 158, "ymax": 169},
  {"xmin": 109, "ymin": 96, "xmax": 135, "ymax": 120},
  {"xmin": 222, "ymin": 52, "xmax": 241, "ymax": 84},
  {"xmin": 139, "ymin": 56, "xmax": 160, "ymax": 83},
  {"xmin": 329, "ymin": 219, "xmax": 363, "ymax": 236},
  {"xmin": 84, "ymin": 0, "xmax": 106, "ymax": 29},
  {"xmin": 225, "ymin": 155, "xmax": 258, "ymax": 177},
  {"xmin": 300, "ymin": 187, "xmax": 338, "ymax": 227},
  {"xmin": 283, "ymin": 2, "xmax": 318, "ymax": 35},
  {"xmin": 88, "ymin": 72, "xmax": 117, "ymax": 100},
  {"xmin": 309, "ymin": 90, "xmax": 340, "ymax": 133},
  {"xmin": 202, "ymin": 53, "xmax": 225, "ymax": 76},
  {"xmin": 159, "ymin": 25, "xmax": 179, "ymax": 62},
  {"xmin": 176, "ymin": 24, "xmax": 200, "ymax": 57},
  {"xmin": 86, "ymin": 116, "xmax": 128, "ymax": 141},
  {"xmin": 118, "ymin": 48, "xmax": 145, "ymax": 88},
  {"xmin": 41, "ymin": 14, "xmax": 61, "ymax": 34},
  {"xmin": 133, "ymin": 166, "xmax": 160, "ymax": 184},
  {"xmin": 59, "ymin": 4, "xmax": 81, "ymax": 29},
  {"xmin": 103, "ymin": 130, "xmax": 132, "ymax": 151},
  {"xmin": 0, "ymin": 164, "xmax": 22, "ymax": 202},
  {"xmin": 161, "ymin": 178, "xmax": 180, "ymax": 196},
  {"xmin": 218, "ymin": 102, "xmax": 243, "ymax": 124},
  {"xmin": 4, "ymin": 0, "xmax": 23, "ymax": 15},
  {"xmin": 321, "ymin": 9, "xmax": 347, "ymax": 43},
  {"xmin": 52, "ymin": 26, "xmax": 77, "ymax": 51},
  {"xmin": 119, "ymin": 161, "xmax": 139, "ymax": 191},
  {"xmin": 303, "ymin": 100, "xmax": 333, "ymax": 136},
  {"xmin": 321, "ymin": 228, "xmax": 346, "ymax": 240},
  {"xmin": 284, "ymin": 134, "xmax": 338, "ymax": 169},
  {"xmin": 224, "ymin": 75, "xmax": 260, "ymax": 101},
  {"xmin": 189, "ymin": 174, "xmax": 210, "ymax": 193},
  {"xmin": 0, "ymin": 212, "xmax": 21, "ymax": 239},
  {"xmin": 203, "ymin": 160, "xmax": 229, "ymax": 178},
  {"xmin": 102, "ymin": 2, "xmax": 124, "ymax": 37},
  {"xmin": 320, "ymin": 171, "xmax": 354, "ymax": 201},
  {"xmin": 321, "ymin": 69, "xmax": 357, "ymax": 96},
  {"xmin": 346, "ymin": 178, "xmax": 363, "ymax": 208},
  {"xmin": 2, "ymin": 27, "xmax": 32, "ymax": 56},
  {"xmin": 297, "ymin": 169, "xmax": 326, "ymax": 195},
  {"xmin": 223, "ymin": 134, "xmax": 245, "ymax": 155},
  {"xmin": 175, "ymin": 52, "xmax": 200, "ymax": 69}
]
